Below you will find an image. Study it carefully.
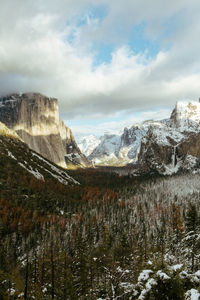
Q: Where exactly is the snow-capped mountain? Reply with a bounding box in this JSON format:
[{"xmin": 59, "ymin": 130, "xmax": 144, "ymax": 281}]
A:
[
  {"xmin": 89, "ymin": 125, "xmax": 149, "ymax": 166},
  {"xmin": 78, "ymin": 135, "xmax": 101, "ymax": 156},
  {"xmin": 79, "ymin": 122, "xmax": 156, "ymax": 166},
  {"xmin": 80, "ymin": 100, "xmax": 200, "ymax": 174}
]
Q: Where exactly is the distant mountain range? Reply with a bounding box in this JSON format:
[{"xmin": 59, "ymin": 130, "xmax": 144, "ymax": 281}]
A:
[
  {"xmin": 1, "ymin": 92, "xmax": 200, "ymax": 176},
  {"xmin": 78, "ymin": 100, "xmax": 200, "ymax": 175}
]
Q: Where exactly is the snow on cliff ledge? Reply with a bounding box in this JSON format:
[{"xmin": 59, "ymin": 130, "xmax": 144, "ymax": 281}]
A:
[{"xmin": 171, "ymin": 100, "xmax": 200, "ymax": 132}]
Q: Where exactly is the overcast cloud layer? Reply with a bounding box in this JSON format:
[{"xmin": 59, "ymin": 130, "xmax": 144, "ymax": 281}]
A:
[{"xmin": 1, "ymin": 0, "xmax": 200, "ymax": 131}]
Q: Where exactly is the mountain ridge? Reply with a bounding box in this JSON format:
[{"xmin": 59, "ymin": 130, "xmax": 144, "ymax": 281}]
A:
[{"xmin": 79, "ymin": 99, "xmax": 200, "ymax": 174}]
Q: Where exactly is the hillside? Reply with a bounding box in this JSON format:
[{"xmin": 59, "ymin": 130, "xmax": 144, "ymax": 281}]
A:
[{"xmin": 0, "ymin": 122, "xmax": 78, "ymax": 185}]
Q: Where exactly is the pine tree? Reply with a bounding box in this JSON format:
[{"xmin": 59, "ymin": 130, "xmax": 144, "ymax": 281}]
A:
[
  {"xmin": 169, "ymin": 203, "xmax": 184, "ymax": 262},
  {"xmin": 184, "ymin": 203, "xmax": 200, "ymax": 272}
]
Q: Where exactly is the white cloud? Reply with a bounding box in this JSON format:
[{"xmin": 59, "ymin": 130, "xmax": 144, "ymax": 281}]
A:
[{"xmin": 0, "ymin": 0, "xmax": 200, "ymax": 124}]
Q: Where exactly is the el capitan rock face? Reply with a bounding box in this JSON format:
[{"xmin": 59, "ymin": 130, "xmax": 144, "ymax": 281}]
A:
[{"xmin": 0, "ymin": 93, "xmax": 90, "ymax": 168}]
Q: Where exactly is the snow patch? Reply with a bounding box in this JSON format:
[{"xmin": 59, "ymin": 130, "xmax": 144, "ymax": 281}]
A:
[
  {"xmin": 163, "ymin": 161, "xmax": 182, "ymax": 175},
  {"xmin": 32, "ymin": 152, "xmax": 79, "ymax": 185},
  {"xmin": 185, "ymin": 288, "xmax": 200, "ymax": 300},
  {"xmin": 157, "ymin": 270, "xmax": 170, "ymax": 280},
  {"xmin": 170, "ymin": 264, "xmax": 183, "ymax": 271},
  {"xmin": 138, "ymin": 270, "xmax": 153, "ymax": 282},
  {"xmin": 18, "ymin": 162, "xmax": 44, "ymax": 181},
  {"xmin": 7, "ymin": 150, "xmax": 16, "ymax": 160}
]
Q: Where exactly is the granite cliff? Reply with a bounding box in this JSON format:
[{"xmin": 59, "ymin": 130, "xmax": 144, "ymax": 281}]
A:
[
  {"xmin": 0, "ymin": 93, "xmax": 90, "ymax": 168},
  {"xmin": 137, "ymin": 101, "xmax": 200, "ymax": 174}
]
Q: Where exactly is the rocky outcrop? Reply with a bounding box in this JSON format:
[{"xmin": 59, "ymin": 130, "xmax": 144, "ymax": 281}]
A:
[
  {"xmin": 0, "ymin": 120, "xmax": 21, "ymax": 139},
  {"xmin": 0, "ymin": 93, "xmax": 90, "ymax": 168},
  {"xmin": 177, "ymin": 132, "xmax": 200, "ymax": 158},
  {"xmin": 170, "ymin": 101, "xmax": 200, "ymax": 131},
  {"xmin": 138, "ymin": 130, "xmax": 173, "ymax": 174}
]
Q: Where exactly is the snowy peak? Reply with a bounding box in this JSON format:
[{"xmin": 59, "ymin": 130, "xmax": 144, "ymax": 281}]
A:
[
  {"xmin": 79, "ymin": 122, "xmax": 160, "ymax": 166},
  {"xmin": 172, "ymin": 100, "xmax": 200, "ymax": 122},
  {"xmin": 170, "ymin": 100, "xmax": 200, "ymax": 132},
  {"xmin": 138, "ymin": 100, "xmax": 200, "ymax": 175},
  {"xmin": 88, "ymin": 133, "xmax": 121, "ymax": 165},
  {"xmin": 78, "ymin": 135, "xmax": 101, "ymax": 157},
  {"xmin": 80, "ymin": 124, "xmax": 148, "ymax": 166}
]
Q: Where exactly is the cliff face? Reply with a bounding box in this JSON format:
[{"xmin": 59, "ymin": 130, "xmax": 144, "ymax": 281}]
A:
[
  {"xmin": 138, "ymin": 130, "xmax": 200, "ymax": 175},
  {"xmin": 0, "ymin": 93, "xmax": 90, "ymax": 168},
  {"xmin": 138, "ymin": 101, "xmax": 200, "ymax": 175},
  {"xmin": 138, "ymin": 125, "xmax": 179, "ymax": 174},
  {"xmin": 177, "ymin": 132, "xmax": 200, "ymax": 158}
]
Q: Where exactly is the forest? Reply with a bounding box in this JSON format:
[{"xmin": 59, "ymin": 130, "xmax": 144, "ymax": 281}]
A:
[{"xmin": 0, "ymin": 164, "xmax": 200, "ymax": 299}]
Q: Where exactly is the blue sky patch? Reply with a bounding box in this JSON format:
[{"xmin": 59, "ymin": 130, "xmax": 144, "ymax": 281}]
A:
[
  {"xmin": 92, "ymin": 42, "xmax": 114, "ymax": 66},
  {"xmin": 128, "ymin": 22, "xmax": 160, "ymax": 59},
  {"xmin": 91, "ymin": 22, "xmax": 161, "ymax": 67}
]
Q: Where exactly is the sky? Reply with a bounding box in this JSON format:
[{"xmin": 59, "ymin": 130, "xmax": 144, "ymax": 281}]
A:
[{"xmin": 1, "ymin": 0, "xmax": 200, "ymax": 138}]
